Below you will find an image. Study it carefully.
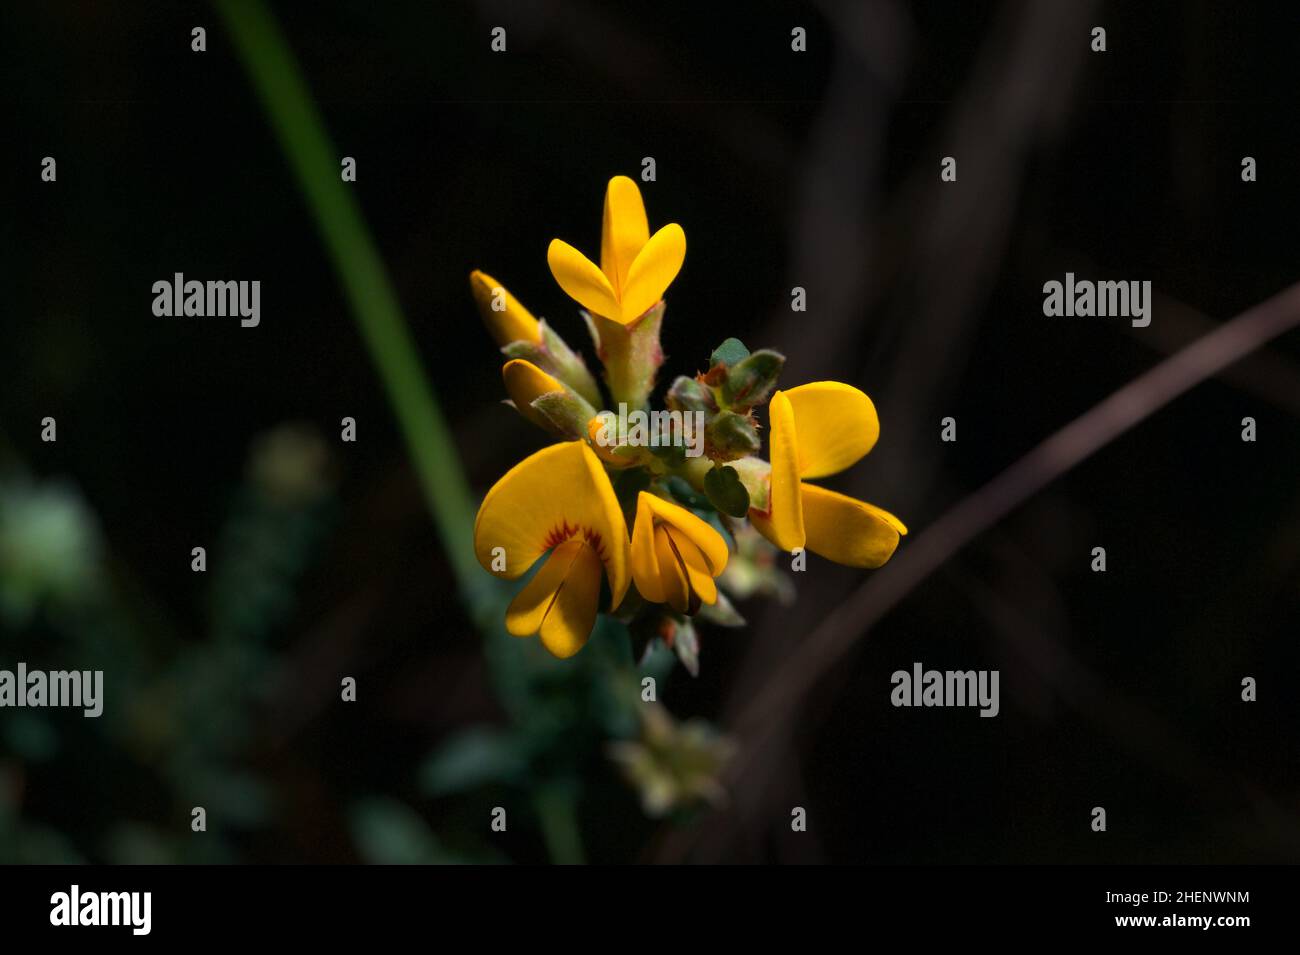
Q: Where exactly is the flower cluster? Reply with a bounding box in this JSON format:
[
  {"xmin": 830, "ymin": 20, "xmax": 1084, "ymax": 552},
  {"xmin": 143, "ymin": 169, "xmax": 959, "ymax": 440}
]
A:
[{"xmin": 471, "ymin": 175, "xmax": 905, "ymax": 667}]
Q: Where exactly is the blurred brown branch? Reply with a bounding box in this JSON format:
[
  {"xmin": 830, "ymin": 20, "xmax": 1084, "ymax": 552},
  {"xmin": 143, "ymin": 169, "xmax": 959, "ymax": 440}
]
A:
[{"xmin": 737, "ymin": 277, "xmax": 1300, "ymax": 752}]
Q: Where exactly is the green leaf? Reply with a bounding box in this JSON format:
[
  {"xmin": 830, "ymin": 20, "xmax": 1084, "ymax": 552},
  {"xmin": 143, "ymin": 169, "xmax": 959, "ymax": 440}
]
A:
[
  {"xmin": 638, "ymin": 638, "xmax": 678, "ymax": 680},
  {"xmin": 351, "ymin": 798, "xmax": 465, "ymax": 864},
  {"xmin": 704, "ymin": 465, "xmax": 750, "ymax": 518},
  {"xmin": 698, "ymin": 591, "xmax": 746, "ymax": 627},
  {"xmin": 674, "ymin": 620, "xmax": 701, "ymax": 677},
  {"xmin": 709, "ymin": 337, "xmax": 750, "ymax": 368},
  {"xmin": 418, "ymin": 726, "xmax": 528, "ymax": 796}
]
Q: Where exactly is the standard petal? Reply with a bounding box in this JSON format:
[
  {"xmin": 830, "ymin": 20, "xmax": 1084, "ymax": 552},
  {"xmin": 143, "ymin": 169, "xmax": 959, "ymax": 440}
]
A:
[
  {"xmin": 537, "ymin": 540, "xmax": 603, "ymax": 658},
  {"xmin": 783, "ymin": 381, "xmax": 880, "ymax": 479},
  {"xmin": 800, "ymin": 483, "xmax": 905, "ymax": 568},
  {"xmin": 469, "ymin": 270, "xmax": 541, "ymax": 346},
  {"xmin": 474, "ymin": 442, "xmax": 629, "ymax": 609},
  {"xmin": 502, "ymin": 359, "xmax": 568, "ymax": 435},
  {"xmin": 600, "ymin": 175, "xmax": 649, "ymax": 296},
  {"xmin": 547, "ymin": 238, "xmax": 622, "ymax": 320},
  {"xmin": 639, "ymin": 492, "xmax": 728, "ymax": 575},
  {"xmin": 630, "ymin": 493, "xmax": 666, "ymax": 603},
  {"xmin": 620, "ymin": 223, "xmax": 685, "ymax": 324},
  {"xmin": 755, "ymin": 390, "xmax": 805, "ymax": 551}
]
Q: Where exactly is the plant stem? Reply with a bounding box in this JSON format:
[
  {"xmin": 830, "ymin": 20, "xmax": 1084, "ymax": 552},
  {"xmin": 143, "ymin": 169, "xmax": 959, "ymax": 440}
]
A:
[
  {"xmin": 215, "ymin": 0, "xmax": 496, "ymax": 622},
  {"xmin": 533, "ymin": 782, "xmax": 585, "ymax": 865}
]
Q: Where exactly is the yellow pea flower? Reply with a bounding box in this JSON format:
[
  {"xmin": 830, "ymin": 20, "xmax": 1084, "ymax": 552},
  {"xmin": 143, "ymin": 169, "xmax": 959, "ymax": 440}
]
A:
[
  {"xmin": 630, "ymin": 492, "xmax": 729, "ymax": 615},
  {"xmin": 749, "ymin": 381, "xmax": 907, "ymax": 568},
  {"xmin": 469, "ymin": 270, "xmax": 542, "ymax": 347},
  {"xmin": 546, "ymin": 175, "xmax": 686, "ymax": 325},
  {"xmin": 474, "ymin": 442, "xmax": 630, "ymax": 658}
]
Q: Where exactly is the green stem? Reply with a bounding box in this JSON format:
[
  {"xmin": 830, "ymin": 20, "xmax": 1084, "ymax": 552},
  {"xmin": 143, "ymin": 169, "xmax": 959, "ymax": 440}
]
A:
[
  {"xmin": 533, "ymin": 783, "xmax": 585, "ymax": 865},
  {"xmin": 216, "ymin": 0, "xmax": 496, "ymax": 622}
]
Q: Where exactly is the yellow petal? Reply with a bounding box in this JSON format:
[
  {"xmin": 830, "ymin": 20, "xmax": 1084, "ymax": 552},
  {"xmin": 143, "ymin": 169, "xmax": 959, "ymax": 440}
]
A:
[
  {"xmin": 783, "ymin": 381, "xmax": 880, "ymax": 479},
  {"xmin": 664, "ymin": 525, "xmax": 717, "ymax": 607},
  {"xmin": 504, "ymin": 538, "xmax": 603, "ymax": 658},
  {"xmin": 547, "ymin": 239, "xmax": 622, "ymax": 321},
  {"xmin": 620, "ymin": 223, "xmax": 686, "ymax": 324},
  {"xmin": 469, "ymin": 270, "xmax": 540, "ymax": 347},
  {"xmin": 654, "ymin": 524, "xmax": 693, "ymax": 615},
  {"xmin": 754, "ymin": 390, "xmax": 805, "ymax": 550},
  {"xmin": 600, "ymin": 175, "xmax": 649, "ymax": 297},
  {"xmin": 800, "ymin": 483, "xmax": 905, "ymax": 568},
  {"xmin": 630, "ymin": 493, "xmax": 666, "ymax": 603},
  {"xmin": 637, "ymin": 492, "xmax": 728, "ymax": 575},
  {"xmin": 503, "ymin": 359, "xmax": 567, "ymax": 435},
  {"xmin": 474, "ymin": 442, "xmax": 629, "ymax": 608},
  {"xmin": 539, "ymin": 540, "xmax": 604, "ymax": 657},
  {"xmin": 505, "ymin": 538, "xmax": 584, "ymax": 637},
  {"xmin": 587, "ymin": 415, "xmax": 636, "ymax": 468}
]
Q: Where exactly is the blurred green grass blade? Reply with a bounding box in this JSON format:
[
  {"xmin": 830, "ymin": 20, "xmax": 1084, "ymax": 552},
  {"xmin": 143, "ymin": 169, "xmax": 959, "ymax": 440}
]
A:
[
  {"xmin": 216, "ymin": 0, "xmax": 495, "ymax": 619},
  {"xmin": 533, "ymin": 782, "xmax": 585, "ymax": 866}
]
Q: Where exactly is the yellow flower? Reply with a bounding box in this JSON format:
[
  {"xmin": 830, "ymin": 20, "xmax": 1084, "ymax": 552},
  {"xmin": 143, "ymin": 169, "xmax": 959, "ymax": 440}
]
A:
[
  {"xmin": 749, "ymin": 382, "xmax": 907, "ymax": 568},
  {"xmin": 547, "ymin": 175, "xmax": 686, "ymax": 325},
  {"xmin": 469, "ymin": 270, "xmax": 541, "ymax": 347},
  {"xmin": 474, "ymin": 442, "xmax": 630, "ymax": 658},
  {"xmin": 630, "ymin": 492, "xmax": 729, "ymax": 615}
]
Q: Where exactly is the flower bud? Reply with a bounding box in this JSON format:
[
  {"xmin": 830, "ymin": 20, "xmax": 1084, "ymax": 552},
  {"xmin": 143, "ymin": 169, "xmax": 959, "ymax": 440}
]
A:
[
  {"xmin": 470, "ymin": 270, "xmax": 540, "ymax": 347},
  {"xmin": 705, "ymin": 410, "xmax": 761, "ymax": 462},
  {"xmin": 502, "ymin": 359, "xmax": 596, "ymax": 439}
]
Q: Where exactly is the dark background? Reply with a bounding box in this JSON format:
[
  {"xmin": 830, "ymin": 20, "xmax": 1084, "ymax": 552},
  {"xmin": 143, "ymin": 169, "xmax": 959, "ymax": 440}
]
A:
[{"xmin": 2, "ymin": 0, "xmax": 1297, "ymax": 863}]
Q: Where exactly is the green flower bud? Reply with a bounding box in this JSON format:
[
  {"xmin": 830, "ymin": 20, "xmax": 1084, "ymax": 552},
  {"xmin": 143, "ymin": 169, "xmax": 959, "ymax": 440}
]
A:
[
  {"xmin": 720, "ymin": 349, "xmax": 785, "ymax": 411},
  {"xmin": 705, "ymin": 410, "xmax": 761, "ymax": 462}
]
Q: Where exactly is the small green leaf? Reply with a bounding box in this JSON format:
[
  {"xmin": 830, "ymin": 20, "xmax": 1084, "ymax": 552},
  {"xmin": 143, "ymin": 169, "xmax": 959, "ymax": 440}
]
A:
[
  {"xmin": 674, "ymin": 620, "xmax": 701, "ymax": 677},
  {"xmin": 418, "ymin": 727, "xmax": 527, "ymax": 796},
  {"xmin": 709, "ymin": 337, "xmax": 750, "ymax": 368},
  {"xmin": 351, "ymin": 798, "xmax": 467, "ymax": 864},
  {"xmin": 698, "ymin": 591, "xmax": 746, "ymax": 627},
  {"xmin": 704, "ymin": 465, "xmax": 750, "ymax": 518}
]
